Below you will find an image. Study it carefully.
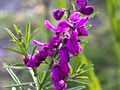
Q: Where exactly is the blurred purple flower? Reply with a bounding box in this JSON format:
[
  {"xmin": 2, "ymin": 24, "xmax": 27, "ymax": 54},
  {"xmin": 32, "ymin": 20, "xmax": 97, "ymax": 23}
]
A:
[
  {"xmin": 52, "ymin": 78, "xmax": 67, "ymax": 90},
  {"xmin": 59, "ymin": 46, "xmax": 70, "ymax": 63},
  {"xmin": 59, "ymin": 60, "xmax": 70, "ymax": 80},
  {"xmin": 70, "ymin": 12, "xmax": 81, "ymax": 22},
  {"xmin": 66, "ymin": 37, "xmax": 82, "ymax": 56},
  {"xmin": 76, "ymin": 0, "xmax": 88, "ymax": 7},
  {"xmin": 80, "ymin": 6, "xmax": 94, "ymax": 15},
  {"xmin": 53, "ymin": 8, "xmax": 65, "ymax": 20}
]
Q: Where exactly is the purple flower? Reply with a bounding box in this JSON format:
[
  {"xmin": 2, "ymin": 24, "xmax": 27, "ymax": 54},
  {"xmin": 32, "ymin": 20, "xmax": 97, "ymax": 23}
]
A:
[
  {"xmin": 80, "ymin": 6, "xmax": 94, "ymax": 15},
  {"xmin": 45, "ymin": 20, "xmax": 73, "ymax": 33},
  {"xmin": 52, "ymin": 78, "xmax": 67, "ymax": 90},
  {"xmin": 70, "ymin": 12, "xmax": 81, "ymax": 22},
  {"xmin": 23, "ymin": 55, "xmax": 40, "ymax": 67},
  {"xmin": 66, "ymin": 37, "xmax": 82, "ymax": 56},
  {"xmin": 76, "ymin": 0, "xmax": 88, "ymax": 8},
  {"xmin": 59, "ymin": 46, "xmax": 70, "ymax": 63},
  {"xmin": 52, "ymin": 65, "xmax": 62, "ymax": 81},
  {"xmin": 59, "ymin": 60, "xmax": 70, "ymax": 80},
  {"xmin": 53, "ymin": 8, "xmax": 65, "ymax": 20},
  {"xmin": 77, "ymin": 27, "xmax": 88, "ymax": 36},
  {"xmin": 34, "ymin": 48, "xmax": 48, "ymax": 62}
]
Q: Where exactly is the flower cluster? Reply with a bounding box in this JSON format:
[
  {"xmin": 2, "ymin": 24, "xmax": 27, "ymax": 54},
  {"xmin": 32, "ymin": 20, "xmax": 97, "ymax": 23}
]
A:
[{"xmin": 23, "ymin": 0, "xmax": 94, "ymax": 89}]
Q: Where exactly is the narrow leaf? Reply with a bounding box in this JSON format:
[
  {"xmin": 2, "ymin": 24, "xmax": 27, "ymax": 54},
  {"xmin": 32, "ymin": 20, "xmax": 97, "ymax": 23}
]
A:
[
  {"xmin": 69, "ymin": 79, "xmax": 95, "ymax": 85},
  {"xmin": 90, "ymin": 12, "xmax": 99, "ymax": 19},
  {"xmin": 79, "ymin": 63, "xmax": 87, "ymax": 69},
  {"xmin": 13, "ymin": 24, "xmax": 19, "ymax": 34},
  {"xmin": 42, "ymin": 82, "xmax": 51, "ymax": 89},
  {"xmin": 5, "ymin": 28, "xmax": 18, "ymax": 41},
  {"xmin": 4, "ymin": 66, "xmax": 31, "ymax": 70},
  {"xmin": 75, "ymin": 76, "xmax": 89, "ymax": 79},
  {"xmin": 80, "ymin": 41, "xmax": 88, "ymax": 44},
  {"xmin": 25, "ymin": 23, "xmax": 30, "ymax": 49},
  {"xmin": 12, "ymin": 64, "xmax": 26, "ymax": 66},
  {"xmin": 4, "ymin": 82, "xmax": 35, "ymax": 88},
  {"xmin": 66, "ymin": 86, "xmax": 85, "ymax": 90},
  {"xmin": 70, "ymin": 66, "xmax": 73, "ymax": 75},
  {"xmin": 4, "ymin": 47, "xmax": 23, "ymax": 55},
  {"xmin": 40, "ymin": 71, "xmax": 45, "ymax": 83},
  {"xmin": 29, "ymin": 28, "xmax": 39, "ymax": 42},
  {"xmin": 83, "ymin": 64, "xmax": 94, "ymax": 70},
  {"xmin": 85, "ymin": 24, "xmax": 92, "ymax": 30}
]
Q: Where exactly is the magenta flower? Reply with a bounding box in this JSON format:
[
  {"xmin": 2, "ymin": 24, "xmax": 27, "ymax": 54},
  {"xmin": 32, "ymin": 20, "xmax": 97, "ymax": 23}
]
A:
[
  {"xmin": 77, "ymin": 27, "xmax": 88, "ymax": 36},
  {"xmin": 66, "ymin": 37, "xmax": 82, "ymax": 56},
  {"xmin": 59, "ymin": 46, "xmax": 70, "ymax": 63},
  {"xmin": 70, "ymin": 12, "xmax": 81, "ymax": 22},
  {"xmin": 23, "ymin": 55, "xmax": 40, "ymax": 67},
  {"xmin": 45, "ymin": 20, "xmax": 73, "ymax": 33},
  {"xmin": 80, "ymin": 6, "xmax": 94, "ymax": 15},
  {"xmin": 76, "ymin": 0, "xmax": 88, "ymax": 8},
  {"xmin": 59, "ymin": 60, "xmax": 70, "ymax": 80},
  {"xmin": 53, "ymin": 8, "xmax": 65, "ymax": 20},
  {"xmin": 52, "ymin": 78, "xmax": 67, "ymax": 90},
  {"xmin": 52, "ymin": 65, "xmax": 62, "ymax": 81}
]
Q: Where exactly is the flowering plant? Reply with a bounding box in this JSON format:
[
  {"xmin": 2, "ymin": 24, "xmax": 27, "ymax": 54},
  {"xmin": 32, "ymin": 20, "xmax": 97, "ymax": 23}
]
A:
[{"xmin": 3, "ymin": 0, "xmax": 98, "ymax": 90}]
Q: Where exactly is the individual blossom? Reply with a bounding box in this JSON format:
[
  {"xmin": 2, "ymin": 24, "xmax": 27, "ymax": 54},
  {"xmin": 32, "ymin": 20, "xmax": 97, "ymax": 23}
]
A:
[
  {"xmin": 66, "ymin": 37, "xmax": 82, "ymax": 56},
  {"xmin": 80, "ymin": 6, "xmax": 94, "ymax": 15},
  {"xmin": 52, "ymin": 78, "xmax": 67, "ymax": 90},
  {"xmin": 53, "ymin": 8, "xmax": 65, "ymax": 20},
  {"xmin": 59, "ymin": 45, "xmax": 70, "ymax": 63},
  {"xmin": 76, "ymin": 0, "xmax": 88, "ymax": 8},
  {"xmin": 70, "ymin": 12, "xmax": 81, "ymax": 23},
  {"xmin": 23, "ymin": 55, "xmax": 40, "ymax": 67},
  {"xmin": 59, "ymin": 60, "xmax": 70, "ymax": 80}
]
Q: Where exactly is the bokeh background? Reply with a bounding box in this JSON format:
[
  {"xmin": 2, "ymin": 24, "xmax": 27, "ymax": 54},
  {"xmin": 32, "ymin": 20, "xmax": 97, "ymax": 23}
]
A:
[{"xmin": 0, "ymin": 0, "xmax": 120, "ymax": 90}]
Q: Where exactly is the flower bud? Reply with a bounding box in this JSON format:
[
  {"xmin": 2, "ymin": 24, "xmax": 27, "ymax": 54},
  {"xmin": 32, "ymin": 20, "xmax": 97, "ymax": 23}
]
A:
[{"xmin": 53, "ymin": 8, "xmax": 64, "ymax": 20}]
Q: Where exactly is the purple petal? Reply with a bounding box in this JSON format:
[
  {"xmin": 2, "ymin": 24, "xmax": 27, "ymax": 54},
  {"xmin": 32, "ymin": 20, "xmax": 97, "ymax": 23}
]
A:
[
  {"xmin": 71, "ymin": 29, "xmax": 78, "ymax": 38},
  {"xmin": 70, "ymin": 12, "xmax": 81, "ymax": 22},
  {"xmin": 76, "ymin": 0, "xmax": 88, "ymax": 7},
  {"xmin": 75, "ymin": 16, "xmax": 89, "ymax": 27},
  {"xmin": 27, "ymin": 58, "xmax": 40, "ymax": 67},
  {"xmin": 53, "ymin": 8, "xmax": 65, "ymax": 20},
  {"xmin": 59, "ymin": 61, "xmax": 70, "ymax": 80},
  {"xmin": 77, "ymin": 28, "xmax": 88, "ymax": 36},
  {"xmin": 57, "ymin": 20, "xmax": 73, "ymax": 33},
  {"xmin": 52, "ymin": 65, "xmax": 62, "ymax": 81},
  {"xmin": 45, "ymin": 20, "xmax": 56, "ymax": 32},
  {"xmin": 33, "ymin": 40, "xmax": 48, "ymax": 48},
  {"xmin": 67, "ymin": 38, "xmax": 82, "ymax": 56},
  {"xmin": 52, "ymin": 79, "xmax": 67, "ymax": 90},
  {"xmin": 80, "ymin": 6, "xmax": 94, "ymax": 15},
  {"xmin": 59, "ymin": 46, "xmax": 70, "ymax": 63}
]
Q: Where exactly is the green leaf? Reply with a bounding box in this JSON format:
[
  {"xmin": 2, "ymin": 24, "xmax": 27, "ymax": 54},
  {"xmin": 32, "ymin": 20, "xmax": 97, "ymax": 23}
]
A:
[
  {"xmin": 5, "ymin": 28, "xmax": 18, "ymax": 41},
  {"xmin": 4, "ymin": 47, "xmax": 23, "ymax": 55},
  {"xmin": 90, "ymin": 12, "xmax": 99, "ymax": 19},
  {"xmin": 40, "ymin": 71, "xmax": 45, "ymax": 83},
  {"xmin": 13, "ymin": 24, "xmax": 19, "ymax": 35},
  {"xmin": 83, "ymin": 64, "xmax": 94, "ymax": 70},
  {"xmin": 85, "ymin": 24, "xmax": 92, "ymax": 30},
  {"xmin": 4, "ymin": 66, "xmax": 31, "ymax": 70},
  {"xmin": 25, "ymin": 23, "xmax": 30, "ymax": 49},
  {"xmin": 70, "ymin": 66, "xmax": 73, "ymax": 75},
  {"xmin": 69, "ymin": 79, "xmax": 95, "ymax": 85},
  {"xmin": 3, "ymin": 63, "xmax": 24, "ymax": 90},
  {"xmin": 79, "ymin": 68, "xmax": 94, "ymax": 74},
  {"xmin": 75, "ymin": 76, "xmax": 89, "ymax": 79},
  {"xmin": 29, "ymin": 28, "xmax": 39, "ymax": 42},
  {"xmin": 80, "ymin": 41, "xmax": 88, "ymax": 44},
  {"xmin": 4, "ymin": 82, "xmax": 35, "ymax": 88},
  {"xmin": 12, "ymin": 64, "xmax": 26, "ymax": 66},
  {"xmin": 42, "ymin": 81, "xmax": 51, "ymax": 89},
  {"xmin": 66, "ymin": 86, "xmax": 85, "ymax": 90},
  {"xmin": 79, "ymin": 63, "xmax": 87, "ymax": 69}
]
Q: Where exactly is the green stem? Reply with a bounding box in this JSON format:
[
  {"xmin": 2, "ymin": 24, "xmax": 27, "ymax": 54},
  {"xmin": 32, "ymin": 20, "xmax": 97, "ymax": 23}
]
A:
[{"xmin": 67, "ymin": 0, "xmax": 72, "ymax": 20}]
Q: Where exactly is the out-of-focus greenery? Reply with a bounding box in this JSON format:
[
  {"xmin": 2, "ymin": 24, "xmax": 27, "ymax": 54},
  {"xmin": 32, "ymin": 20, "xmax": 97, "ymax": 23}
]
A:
[
  {"xmin": 0, "ymin": 0, "xmax": 119, "ymax": 90},
  {"xmin": 107, "ymin": 0, "xmax": 120, "ymax": 89}
]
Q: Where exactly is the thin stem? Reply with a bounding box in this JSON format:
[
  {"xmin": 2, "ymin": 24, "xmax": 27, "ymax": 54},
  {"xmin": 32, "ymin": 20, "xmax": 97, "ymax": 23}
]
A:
[{"xmin": 67, "ymin": 0, "xmax": 72, "ymax": 20}]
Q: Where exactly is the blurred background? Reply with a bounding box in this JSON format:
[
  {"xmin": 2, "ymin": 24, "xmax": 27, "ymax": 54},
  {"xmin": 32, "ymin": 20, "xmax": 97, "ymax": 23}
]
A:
[{"xmin": 0, "ymin": 0, "xmax": 120, "ymax": 90}]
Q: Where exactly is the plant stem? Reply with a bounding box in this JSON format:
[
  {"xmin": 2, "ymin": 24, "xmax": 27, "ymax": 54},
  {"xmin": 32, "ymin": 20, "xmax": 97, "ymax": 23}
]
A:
[{"xmin": 67, "ymin": 0, "xmax": 72, "ymax": 20}]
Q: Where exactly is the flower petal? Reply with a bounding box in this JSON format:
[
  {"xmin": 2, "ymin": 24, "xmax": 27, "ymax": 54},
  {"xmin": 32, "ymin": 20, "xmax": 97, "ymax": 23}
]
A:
[
  {"xmin": 75, "ymin": 16, "xmax": 89, "ymax": 27},
  {"xmin": 77, "ymin": 28, "xmax": 88, "ymax": 36},
  {"xmin": 53, "ymin": 8, "xmax": 65, "ymax": 20},
  {"xmin": 45, "ymin": 20, "xmax": 56, "ymax": 32},
  {"xmin": 80, "ymin": 6, "xmax": 94, "ymax": 15},
  {"xmin": 33, "ymin": 40, "xmax": 48, "ymax": 48},
  {"xmin": 57, "ymin": 20, "xmax": 73, "ymax": 33},
  {"xmin": 70, "ymin": 12, "xmax": 81, "ymax": 22},
  {"xmin": 76, "ymin": 0, "xmax": 88, "ymax": 7}
]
